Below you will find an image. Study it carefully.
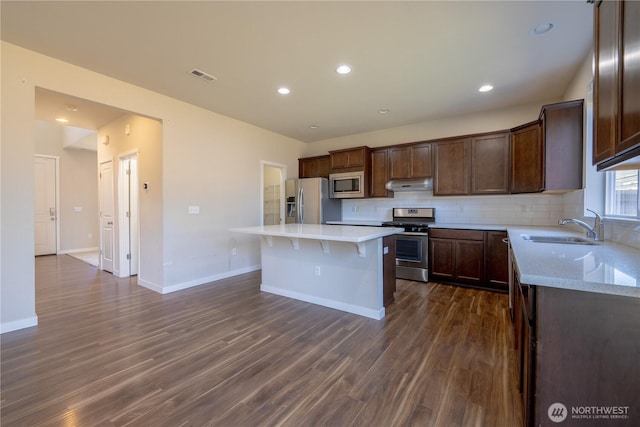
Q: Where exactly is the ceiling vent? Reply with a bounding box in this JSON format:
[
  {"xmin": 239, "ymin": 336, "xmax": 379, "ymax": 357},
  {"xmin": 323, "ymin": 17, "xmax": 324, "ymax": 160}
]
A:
[{"xmin": 188, "ymin": 68, "xmax": 217, "ymax": 82}]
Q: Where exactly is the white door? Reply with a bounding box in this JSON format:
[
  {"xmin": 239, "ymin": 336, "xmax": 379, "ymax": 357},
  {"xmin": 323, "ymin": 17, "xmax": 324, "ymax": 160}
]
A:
[
  {"xmin": 34, "ymin": 156, "xmax": 57, "ymax": 255},
  {"xmin": 99, "ymin": 160, "xmax": 115, "ymax": 273},
  {"xmin": 119, "ymin": 155, "xmax": 139, "ymax": 277}
]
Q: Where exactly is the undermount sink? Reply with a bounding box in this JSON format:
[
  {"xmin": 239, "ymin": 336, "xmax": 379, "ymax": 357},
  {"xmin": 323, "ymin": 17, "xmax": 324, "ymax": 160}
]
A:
[{"xmin": 521, "ymin": 235, "xmax": 597, "ymax": 245}]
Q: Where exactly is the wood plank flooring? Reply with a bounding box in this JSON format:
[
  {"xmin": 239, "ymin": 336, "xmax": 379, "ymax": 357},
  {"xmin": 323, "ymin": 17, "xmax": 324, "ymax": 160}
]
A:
[{"xmin": 1, "ymin": 255, "xmax": 522, "ymax": 426}]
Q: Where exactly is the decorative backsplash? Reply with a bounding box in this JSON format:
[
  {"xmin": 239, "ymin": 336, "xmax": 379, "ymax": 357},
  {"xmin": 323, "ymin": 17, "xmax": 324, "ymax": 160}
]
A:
[
  {"xmin": 342, "ymin": 192, "xmax": 563, "ymax": 226},
  {"xmin": 342, "ymin": 190, "xmax": 640, "ymax": 250}
]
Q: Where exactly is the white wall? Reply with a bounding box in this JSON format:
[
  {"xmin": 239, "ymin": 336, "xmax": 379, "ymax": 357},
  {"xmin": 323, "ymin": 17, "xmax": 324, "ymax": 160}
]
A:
[
  {"xmin": 97, "ymin": 113, "xmax": 163, "ymax": 283},
  {"xmin": 1, "ymin": 41, "xmax": 304, "ymax": 332},
  {"xmin": 34, "ymin": 120, "xmax": 100, "ymax": 252}
]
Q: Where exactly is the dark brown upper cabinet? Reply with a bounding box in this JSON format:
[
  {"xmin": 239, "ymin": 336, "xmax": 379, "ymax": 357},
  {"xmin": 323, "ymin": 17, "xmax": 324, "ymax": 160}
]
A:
[
  {"xmin": 434, "ymin": 132, "xmax": 509, "ymax": 196},
  {"xmin": 371, "ymin": 148, "xmax": 392, "ymax": 198},
  {"xmin": 511, "ymin": 100, "xmax": 583, "ymax": 194},
  {"xmin": 329, "ymin": 146, "xmax": 370, "ymax": 171},
  {"xmin": 388, "ymin": 142, "xmax": 433, "ymax": 179},
  {"xmin": 511, "ymin": 121, "xmax": 543, "ymax": 193},
  {"xmin": 593, "ymin": 0, "xmax": 640, "ymax": 169},
  {"xmin": 299, "ymin": 155, "xmax": 331, "ymax": 178},
  {"xmin": 433, "ymin": 138, "xmax": 471, "ymax": 196},
  {"xmin": 470, "ymin": 133, "xmax": 510, "ymax": 195}
]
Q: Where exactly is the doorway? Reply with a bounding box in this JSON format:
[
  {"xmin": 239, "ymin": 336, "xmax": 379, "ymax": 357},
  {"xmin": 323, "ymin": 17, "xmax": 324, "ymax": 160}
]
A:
[
  {"xmin": 261, "ymin": 162, "xmax": 286, "ymax": 225},
  {"xmin": 118, "ymin": 153, "xmax": 139, "ymax": 277},
  {"xmin": 34, "ymin": 155, "xmax": 59, "ymax": 256}
]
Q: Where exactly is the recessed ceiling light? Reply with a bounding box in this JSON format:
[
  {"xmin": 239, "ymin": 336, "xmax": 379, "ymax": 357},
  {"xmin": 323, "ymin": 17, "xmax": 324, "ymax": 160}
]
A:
[
  {"xmin": 377, "ymin": 108, "xmax": 390, "ymax": 114},
  {"xmin": 55, "ymin": 117, "xmax": 69, "ymax": 123},
  {"xmin": 336, "ymin": 65, "xmax": 352, "ymax": 75},
  {"xmin": 309, "ymin": 125, "xmax": 319, "ymax": 129},
  {"xmin": 529, "ymin": 22, "xmax": 554, "ymax": 36},
  {"xmin": 277, "ymin": 87, "xmax": 291, "ymax": 95},
  {"xmin": 478, "ymin": 85, "xmax": 494, "ymax": 93}
]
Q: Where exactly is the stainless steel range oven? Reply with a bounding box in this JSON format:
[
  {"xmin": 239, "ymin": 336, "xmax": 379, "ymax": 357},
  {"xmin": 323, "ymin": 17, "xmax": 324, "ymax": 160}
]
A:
[{"xmin": 382, "ymin": 207, "xmax": 435, "ymax": 282}]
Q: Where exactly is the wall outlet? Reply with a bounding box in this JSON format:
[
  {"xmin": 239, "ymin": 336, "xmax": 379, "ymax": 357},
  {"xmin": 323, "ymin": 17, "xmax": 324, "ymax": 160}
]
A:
[
  {"xmin": 88, "ymin": 233, "xmax": 92, "ymax": 239},
  {"xmin": 314, "ymin": 266, "xmax": 321, "ymax": 276}
]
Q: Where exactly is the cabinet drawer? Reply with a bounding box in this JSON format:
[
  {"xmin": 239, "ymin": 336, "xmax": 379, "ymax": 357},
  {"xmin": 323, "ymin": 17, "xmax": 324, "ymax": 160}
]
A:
[{"xmin": 430, "ymin": 228, "xmax": 484, "ymax": 240}]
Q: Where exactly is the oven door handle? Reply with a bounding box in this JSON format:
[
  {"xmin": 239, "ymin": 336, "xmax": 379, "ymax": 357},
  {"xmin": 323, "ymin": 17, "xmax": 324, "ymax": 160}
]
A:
[{"xmin": 397, "ymin": 232, "xmax": 429, "ymax": 237}]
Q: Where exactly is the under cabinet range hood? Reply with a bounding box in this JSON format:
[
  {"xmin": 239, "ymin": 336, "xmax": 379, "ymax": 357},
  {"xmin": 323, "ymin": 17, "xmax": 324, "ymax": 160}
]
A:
[{"xmin": 385, "ymin": 178, "xmax": 433, "ymax": 192}]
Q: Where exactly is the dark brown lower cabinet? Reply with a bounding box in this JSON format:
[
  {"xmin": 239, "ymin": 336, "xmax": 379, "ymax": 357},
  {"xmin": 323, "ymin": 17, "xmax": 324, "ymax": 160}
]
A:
[
  {"xmin": 512, "ymin": 276, "xmax": 640, "ymax": 427},
  {"xmin": 429, "ymin": 228, "xmax": 508, "ymax": 291},
  {"xmin": 430, "ymin": 228, "xmax": 484, "ymax": 286},
  {"xmin": 486, "ymin": 231, "xmax": 509, "ymax": 289},
  {"xmin": 382, "ymin": 235, "xmax": 396, "ymax": 307}
]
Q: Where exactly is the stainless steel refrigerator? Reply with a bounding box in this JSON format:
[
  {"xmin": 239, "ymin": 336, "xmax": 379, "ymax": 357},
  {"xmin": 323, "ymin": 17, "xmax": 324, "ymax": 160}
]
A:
[{"xmin": 285, "ymin": 178, "xmax": 341, "ymax": 224}]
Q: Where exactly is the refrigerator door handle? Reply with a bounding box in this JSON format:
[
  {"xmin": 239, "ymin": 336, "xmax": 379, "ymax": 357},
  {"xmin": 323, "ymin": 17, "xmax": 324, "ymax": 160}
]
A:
[{"xmin": 298, "ymin": 187, "xmax": 304, "ymax": 224}]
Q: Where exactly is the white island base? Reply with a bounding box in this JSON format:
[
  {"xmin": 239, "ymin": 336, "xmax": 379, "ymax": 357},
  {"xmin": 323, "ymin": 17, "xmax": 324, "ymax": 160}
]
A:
[{"xmin": 231, "ymin": 224, "xmax": 401, "ymax": 320}]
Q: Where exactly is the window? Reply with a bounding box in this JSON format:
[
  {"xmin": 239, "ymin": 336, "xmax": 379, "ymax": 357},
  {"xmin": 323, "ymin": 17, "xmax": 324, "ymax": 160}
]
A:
[{"xmin": 605, "ymin": 170, "xmax": 640, "ymax": 218}]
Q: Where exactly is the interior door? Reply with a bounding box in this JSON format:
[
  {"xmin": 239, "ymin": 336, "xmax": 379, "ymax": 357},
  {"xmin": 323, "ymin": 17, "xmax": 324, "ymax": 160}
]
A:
[
  {"xmin": 100, "ymin": 160, "xmax": 115, "ymax": 273},
  {"xmin": 34, "ymin": 156, "xmax": 57, "ymax": 255},
  {"xmin": 119, "ymin": 155, "xmax": 139, "ymax": 277}
]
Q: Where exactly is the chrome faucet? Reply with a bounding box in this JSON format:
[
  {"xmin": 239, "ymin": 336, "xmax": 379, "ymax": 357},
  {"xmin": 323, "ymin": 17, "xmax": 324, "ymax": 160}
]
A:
[{"xmin": 558, "ymin": 209, "xmax": 604, "ymax": 242}]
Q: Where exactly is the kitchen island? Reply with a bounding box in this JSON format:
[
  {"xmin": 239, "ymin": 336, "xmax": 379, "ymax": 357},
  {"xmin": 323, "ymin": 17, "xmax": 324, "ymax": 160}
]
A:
[{"xmin": 231, "ymin": 224, "xmax": 402, "ymax": 319}]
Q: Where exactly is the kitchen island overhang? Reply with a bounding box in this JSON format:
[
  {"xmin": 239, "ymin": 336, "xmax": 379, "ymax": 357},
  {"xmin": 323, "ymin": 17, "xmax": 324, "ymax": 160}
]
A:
[{"xmin": 231, "ymin": 224, "xmax": 402, "ymax": 320}]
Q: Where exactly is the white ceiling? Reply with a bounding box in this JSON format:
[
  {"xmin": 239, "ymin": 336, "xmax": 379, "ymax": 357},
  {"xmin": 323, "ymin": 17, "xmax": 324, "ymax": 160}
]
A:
[{"xmin": 1, "ymin": 1, "xmax": 593, "ymax": 143}]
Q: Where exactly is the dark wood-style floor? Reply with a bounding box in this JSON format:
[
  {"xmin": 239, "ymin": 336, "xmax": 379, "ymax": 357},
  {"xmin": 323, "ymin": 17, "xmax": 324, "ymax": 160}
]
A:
[{"xmin": 1, "ymin": 255, "xmax": 522, "ymax": 426}]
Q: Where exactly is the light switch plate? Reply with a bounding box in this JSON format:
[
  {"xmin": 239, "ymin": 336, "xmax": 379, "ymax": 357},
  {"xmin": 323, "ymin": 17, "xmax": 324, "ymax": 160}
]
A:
[{"xmin": 188, "ymin": 205, "xmax": 200, "ymax": 214}]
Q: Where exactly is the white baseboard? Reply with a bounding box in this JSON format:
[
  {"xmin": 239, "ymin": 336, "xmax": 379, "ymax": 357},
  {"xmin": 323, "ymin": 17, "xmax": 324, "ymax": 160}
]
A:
[
  {"xmin": 1, "ymin": 315, "xmax": 38, "ymax": 334},
  {"xmin": 58, "ymin": 247, "xmax": 99, "ymax": 255},
  {"xmin": 138, "ymin": 265, "xmax": 262, "ymax": 295},
  {"xmin": 260, "ymin": 284, "xmax": 385, "ymax": 320}
]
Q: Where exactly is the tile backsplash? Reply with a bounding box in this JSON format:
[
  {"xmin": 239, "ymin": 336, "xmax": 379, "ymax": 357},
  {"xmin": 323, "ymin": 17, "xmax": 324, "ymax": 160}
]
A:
[
  {"xmin": 342, "ymin": 191, "xmax": 563, "ymax": 226},
  {"xmin": 342, "ymin": 190, "xmax": 640, "ymax": 250}
]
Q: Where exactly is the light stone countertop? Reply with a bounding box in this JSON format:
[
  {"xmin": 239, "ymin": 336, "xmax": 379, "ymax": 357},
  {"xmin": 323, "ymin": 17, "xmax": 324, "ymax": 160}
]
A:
[
  {"xmin": 231, "ymin": 224, "xmax": 403, "ymax": 243},
  {"xmin": 429, "ymin": 223, "xmax": 509, "ymax": 231},
  {"xmin": 507, "ymin": 226, "xmax": 640, "ymax": 298},
  {"xmin": 326, "ymin": 220, "xmax": 385, "ymax": 227}
]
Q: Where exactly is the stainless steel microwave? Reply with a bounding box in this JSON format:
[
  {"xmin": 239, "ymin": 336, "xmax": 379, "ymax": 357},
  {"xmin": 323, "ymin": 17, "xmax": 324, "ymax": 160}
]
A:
[{"xmin": 329, "ymin": 171, "xmax": 366, "ymax": 198}]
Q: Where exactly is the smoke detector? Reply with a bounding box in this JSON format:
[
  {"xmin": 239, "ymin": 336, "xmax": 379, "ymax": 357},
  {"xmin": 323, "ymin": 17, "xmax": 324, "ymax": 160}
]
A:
[{"xmin": 188, "ymin": 68, "xmax": 217, "ymax": 82}]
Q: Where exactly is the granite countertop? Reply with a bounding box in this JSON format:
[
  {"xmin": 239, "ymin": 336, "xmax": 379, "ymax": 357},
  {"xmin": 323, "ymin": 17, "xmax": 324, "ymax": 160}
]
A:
[
  {"xmin": 231, "ymin": 224, "xmax": 403, "ymax": 243},
  {"xmin": 507, "ymin": 226, "xmax": 640, "ymax": 298}
]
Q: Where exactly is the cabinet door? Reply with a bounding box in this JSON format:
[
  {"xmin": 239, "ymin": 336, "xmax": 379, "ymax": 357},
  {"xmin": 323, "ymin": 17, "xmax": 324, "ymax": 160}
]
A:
[
  {"xmin": 620, "ymin": 0, "xmax": 640, "ymax": 151},
  {"xmin": 511, "ymin": 122, "xmax": 543, "ymax": 193},
  {"xmin": 299, "ymin": 157, "xmax": 318, "ymax": 178},
  {"xmin": 433, "ymin": 139, "xmax": 470, "ymax": 195},
  {"xmin": 429, "ymin": 238, "xmax": 456, "ymax": 282},
  {"xmin": 486, "ymin": 231, "xmax": 509, "ymax": 289},
  {"xmin": 371, "ymin": 148, "xmax": 391, "ymax": 197},
  {"xmin": 299, "ymin": 156, "xmax": 330, "ymax": 178},
  {"xmin": 471, "ymin": 133, "xmax": 510, "ymax": 194},
  {"xmin": 411, "ymin": 143, "xmax": 433, "ymax": 178},
  {"xmin": 593, "ymin": 0, "xmax": 619, "ymax": 164},
  {"xmin": 330, "ymin": 151, "xmax": 350, "ymax": 169},
  {"xmin": 315, "ymin": 156, "xmax": 331, "ymax": 178},
  {"xmin": 543, "ymin": 101, "xmax": 584, "ymax": 191},
  {"xmin": 388, "ymin": 146, "xmax": 411, "ymax": 179},
  {"xmin": 455, "ymin": 240, "xmax": 484, "ymax": 285}
]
